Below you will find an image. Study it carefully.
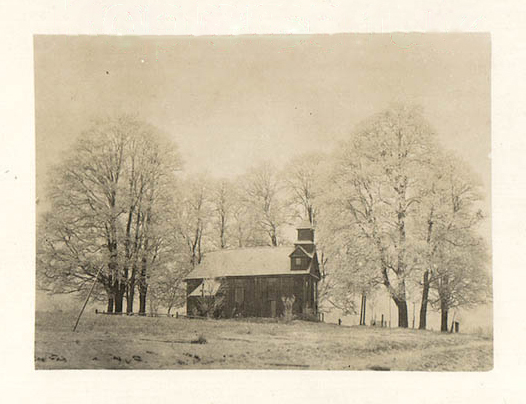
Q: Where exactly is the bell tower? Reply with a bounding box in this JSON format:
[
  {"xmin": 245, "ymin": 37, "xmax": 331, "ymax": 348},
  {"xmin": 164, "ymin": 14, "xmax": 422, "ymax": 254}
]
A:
[{"xmin": 294, "ymin": 219, "xmax": 315, "ymax": 254}]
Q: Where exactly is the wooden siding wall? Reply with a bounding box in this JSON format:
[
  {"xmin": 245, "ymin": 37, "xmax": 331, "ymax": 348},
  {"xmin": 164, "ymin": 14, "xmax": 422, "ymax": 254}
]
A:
[
  {"xmin": 186, "ymin": 275, "xmax": 318, "ymax": 319},
  {"xmin": 290, "ymin": 256, "xmax": 310, "ymax": 270},
  {"xmin": 222, "ymin": 275, "xmax": 317, "ymax": 318},
  {"xmin": 297, "ymin": 229, "xmax": 314, "ymax": 241}
]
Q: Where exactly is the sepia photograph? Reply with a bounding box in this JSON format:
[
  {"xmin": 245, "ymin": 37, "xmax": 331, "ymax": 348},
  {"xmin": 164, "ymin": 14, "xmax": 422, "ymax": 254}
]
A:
[{"xmin": 34, "ymin": 33, "xmax": 492, "ymax": 371}]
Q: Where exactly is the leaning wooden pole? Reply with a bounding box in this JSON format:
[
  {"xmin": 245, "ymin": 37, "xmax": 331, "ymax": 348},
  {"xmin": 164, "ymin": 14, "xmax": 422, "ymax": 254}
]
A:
[
  {"xmin": 73, "ymin": 266, "xmax": 103, "ymax": 332},
  {"xmin": 359, "ymin": 294, "xmax": 365, "ymax": 325}
]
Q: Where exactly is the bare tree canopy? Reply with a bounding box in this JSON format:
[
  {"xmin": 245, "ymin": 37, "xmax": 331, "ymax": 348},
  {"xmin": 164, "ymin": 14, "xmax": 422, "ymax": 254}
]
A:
[
  {"xmin": 317, "ymin": 105, "xmax": 490, "ymax": 328},
  {"xmin": 174, "ymin": 175, "xmax": 214, "ymax": 268},
  {"xmin": 282, "ymin": 152, "xmax": 324, "ymax": 225},
  {"xmin": 415, "ymin": 153, "xmax": 490, "ymax": 330},
  {"xmin": 37, "ymin": 115, "xmax": 184, "ymax": 314},
  {"xmin": 240, "ymin": 161, "xmax": 290, "ymax": 247}
]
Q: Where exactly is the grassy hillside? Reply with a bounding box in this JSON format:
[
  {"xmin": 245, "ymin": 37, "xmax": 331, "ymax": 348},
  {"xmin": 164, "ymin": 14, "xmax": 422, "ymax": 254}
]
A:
[{"xmin": 35, "ymin": 311, "xmax": 492, "ymax": 371}]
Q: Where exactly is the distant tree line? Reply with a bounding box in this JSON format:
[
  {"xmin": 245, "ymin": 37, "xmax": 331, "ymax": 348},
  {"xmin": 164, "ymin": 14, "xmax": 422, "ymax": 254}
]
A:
[
  {"xmin": 37, "ymin": 116, "xmax": 304, "ymax": 314},
  {"xmin": 37, "ymin": 106, "xmax": 491, "ymax": 329}
]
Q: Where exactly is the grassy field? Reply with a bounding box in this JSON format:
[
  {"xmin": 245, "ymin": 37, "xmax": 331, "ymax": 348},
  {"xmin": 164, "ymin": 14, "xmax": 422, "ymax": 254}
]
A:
[{"xmin": 34, "ymin": 311, "xmax": 492, "ymax": 371}]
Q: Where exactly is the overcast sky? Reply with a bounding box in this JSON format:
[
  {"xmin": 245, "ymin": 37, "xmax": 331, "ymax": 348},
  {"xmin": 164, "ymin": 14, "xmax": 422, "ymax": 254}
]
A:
[{"xmin": 35, "ymin": 33, "xmax": 491, "ymax": 238}]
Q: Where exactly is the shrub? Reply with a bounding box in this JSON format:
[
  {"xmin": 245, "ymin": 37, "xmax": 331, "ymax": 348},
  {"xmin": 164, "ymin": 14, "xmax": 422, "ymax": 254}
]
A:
[
  {"xmin": 294, "ymin": 312, "xmax": 319, "ymax": 322},
  {"xmin": 196, "ymin": 289, "xmax": 225, "ymax": 318},
  {"xmin": 281, "ymin": 295, "xmax": 295, "ymax": 323},
  {"xmin": 191, "ymin": 335, "xmax": 207, "ymax": 344}
]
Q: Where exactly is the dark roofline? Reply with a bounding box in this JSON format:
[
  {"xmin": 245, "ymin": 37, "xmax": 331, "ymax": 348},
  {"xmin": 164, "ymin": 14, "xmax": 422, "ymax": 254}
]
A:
[
  {"xmin": 307, "ymin": 252, "xmax": 321, "ymax": 280},
  {"xmin": 184, "ymin": 272, "xmax": 316, "ymax": 281},
  {"xmin": 296, "ymin": 225, "xmax": 314, "ymax": 230},
  {"xmin": 289, "ymin": 245, "xmax": 314, "ymax": 258}
]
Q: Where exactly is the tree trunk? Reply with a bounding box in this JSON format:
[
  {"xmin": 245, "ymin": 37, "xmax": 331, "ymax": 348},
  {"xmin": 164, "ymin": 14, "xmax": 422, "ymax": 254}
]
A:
[
  {"xmin": 440, "ymin": 300, "xmax": 449, "ymax": 332},
  {"xmin": 394, "ymin": 297, "xmax": 409, "ymax": 328},
  {"xmin": 127, "ymin": 208, "xmax": 142, "ymax": 314},
  {"xmin": 107, "ymin": 297, "xmax": 114, "ymax": 313},
  {"xmin": 127, "ymin": 276, "xmax": 135, "ymax": 314},
  {"xmin": 126, "ymin": 257, "xmax": 138, "ymax": 314},
  {"xmin": 269, "ymin": 224, "xmax": 278, "ymax": 247},
  {"xmin": 107, "ymin": 191, "xmax": 120, "ymax": 311},
  {"xmin": 106, "ymin": 275, "xmax": 114, "ymax": 313},
  {"xmin": 307, "ymin": 207, "xmax": 314, "ymax": 225},
  {"xmin": 139, "ymin": 283, "xmax": 147, "ymax": 315},
  {"xmin": 114, "ymin": 296, "xmax": 123, "ymax": 312},
  {"xmin": 419, "ymin": 270, "xmax": 430, "ymax": 330},
  {"xmin": 125, "ymin": 281, "xmax": 130, "ymax": 312},
  {"xmin": 138, "ymin": 252, "xmax": 148, "ymax": 315},
  {"xmin": 381, "ymin": 265, "xmax": 409, "ymax": 328},
  {"xmin": 220, "ymin": 215, "xmax": 226, "ymax": 249},
  {"xmin": 439, "ymin": 274, "xmax": 450, "ymax": 332},
  {"xmin": 123, "ymin": 207, "xmax": 134, "ymax": 314},
  {"xmin": 138, "ymin": 198, "xmax": 152, "ymax": 316},
  {"xmin": 363, "ymin": 295, "xmax": 367, "ymax": 325},
  {"xmin": 114, "ymin": 282, "xmax": 124, "ymax": 313},
  {"xmin": 421, "ymin": 206, "xmax": 434, "ymax": 330}
]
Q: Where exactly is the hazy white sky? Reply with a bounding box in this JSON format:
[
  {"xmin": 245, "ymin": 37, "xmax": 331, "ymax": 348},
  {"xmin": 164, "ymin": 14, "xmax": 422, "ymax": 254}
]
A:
[{"xmin": 35, "ymin": 33, "xmax": 491, "ymax": 233}]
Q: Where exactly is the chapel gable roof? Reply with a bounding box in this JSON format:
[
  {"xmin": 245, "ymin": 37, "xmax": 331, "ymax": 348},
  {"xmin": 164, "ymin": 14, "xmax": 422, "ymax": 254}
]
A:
[
  {"xmin": 184, "ymin": 246, "xmax": 313, "ymax": 280},
  {"xmin": 289, "ymin": 245, "xmax": 314, "ymax": 258}
]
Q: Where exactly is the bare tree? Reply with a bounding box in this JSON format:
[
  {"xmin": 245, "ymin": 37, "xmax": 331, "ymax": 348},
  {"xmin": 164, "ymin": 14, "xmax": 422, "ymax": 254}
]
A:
[
  {"xmin": 418, "ymin": 156, "xmax": 490, "ymax": 331},
  {"xmin": 315, "ymin": 251, "xmax": 335, "ymax": 315},
  {"xmin": 316, "ymin": 223, "xmax": 383, "ymax": 317},
  {"xmin": 175, "ymin": 175, "xmax": 214, "ymax": 267},
  {"xmin": 241, "ymin": 161, "xmax": 288, "ymax": 247},
  {"xmin": 38, "ymin": 117, "xmax": 132, "ymax": 312},
  {"xmin": 282, "ymin": 152, "xmax": 324, "ymax": 225},
  {"xmin": 146, "ymin": 252, "xmax": 189, "ymax": 316},
  {"xmin": 37, "ymin": 210, "xmax": 108, "ymax": 300},
  {"xmin": 37, "ymin": 116, "xmax": 182, "ymax": 314},
  {"xmin": 228, "ymin": 182, "xmax": 268, "ymax": 248},
  {"xmin": 282, "ymin": 152, "xmax": 338, "ymax": 314},
  {"xmin": 146, "ymin": 204, "xmax": 196, "ymax": 315},
  {"xmin": 318, "ymin": 106, "xmax": 491, "ymax": 329},
  {"xmin": 211, "ymin": 179, "xmax": 236, "ymax": 249},
  {"xmin": 230, "ymin": 196, "xmax": 251, "ymax": 248},
  {"xmin": 431, "ymin": 235, "xmax": 490, "ymax": 331},
  {"xmin": 319, "ymin": 105, "xmax": 438, "ymax": 327}
]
